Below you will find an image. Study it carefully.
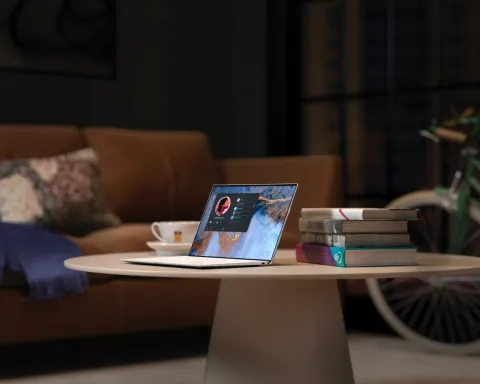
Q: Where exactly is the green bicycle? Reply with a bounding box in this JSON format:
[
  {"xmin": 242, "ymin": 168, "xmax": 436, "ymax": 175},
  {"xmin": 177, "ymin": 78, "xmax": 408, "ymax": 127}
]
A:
[{"xmin": 367, "ymin": 107, "xmax": 480, "ymax": 354}]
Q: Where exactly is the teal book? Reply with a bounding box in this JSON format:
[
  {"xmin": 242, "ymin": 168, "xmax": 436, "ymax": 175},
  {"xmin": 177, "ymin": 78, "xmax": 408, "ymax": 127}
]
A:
[{"xmin": 295, "ymin": 243, "xmax": 417, "ymax": 267}]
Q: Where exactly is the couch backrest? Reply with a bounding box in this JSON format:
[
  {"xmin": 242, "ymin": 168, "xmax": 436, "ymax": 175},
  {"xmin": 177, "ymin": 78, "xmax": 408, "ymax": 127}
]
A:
[
  {"xmin": 0, "ymin": 124, "xmax": 219, "ymax": 224},
  {"xmin": 0, "ymin": 125, "xmax": 343, "ymax": 239},
  {"xmin": 83, "ymin": 127, "xmax": 219, "ymax": 223},
  {"xmin": 0, "ymin": 125, "xmax": 85, "ymax": 160},
  {"xmin": 216, "ymin": 155, "xmax": 343, "ymax": 248}
]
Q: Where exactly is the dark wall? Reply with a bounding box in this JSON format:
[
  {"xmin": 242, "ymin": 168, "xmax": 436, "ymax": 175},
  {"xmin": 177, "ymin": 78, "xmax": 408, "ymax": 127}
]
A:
[
  {"xmin": 0, "ymin": 0, "xmax": 267, "ymax": 158},
  {"xmin": 167, "ymin": 0, "xmax": 267, "ymax": 158}
]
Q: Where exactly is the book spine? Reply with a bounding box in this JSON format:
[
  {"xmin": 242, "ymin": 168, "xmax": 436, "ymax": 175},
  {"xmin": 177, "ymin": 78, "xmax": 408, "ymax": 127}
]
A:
[
  {"xmin": 295, "ymin": 244, "xmax": 346, "ymax": 267},
  {"xmin": 299, "ymin": 232, "xmax": 412, "ymax": 247},
  {"xmin": 298, "ymin": 218, "xmax": 343, "ymax": 234},
  {"xmin": 298, "ymin": 232, "xmax": 344, "ymax": 247},
  {"xmin": 301, "ymin": 208, "xmax": 418, "ymax": 220}
]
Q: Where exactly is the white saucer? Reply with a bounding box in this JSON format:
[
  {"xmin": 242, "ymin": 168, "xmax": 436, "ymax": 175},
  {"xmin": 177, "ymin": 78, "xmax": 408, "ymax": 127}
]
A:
[{"xmin": 146, "ymin": 241, "xmax": 191, "ymax": 255}]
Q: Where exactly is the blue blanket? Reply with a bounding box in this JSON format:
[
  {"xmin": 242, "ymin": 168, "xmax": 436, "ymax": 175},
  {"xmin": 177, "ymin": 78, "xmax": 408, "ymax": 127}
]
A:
[{"xmin": 0, "ymin": 223, "xmax": 88, "ymax": 300}]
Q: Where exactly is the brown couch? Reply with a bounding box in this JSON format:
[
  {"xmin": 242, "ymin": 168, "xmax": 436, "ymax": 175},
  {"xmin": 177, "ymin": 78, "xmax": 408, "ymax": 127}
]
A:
[{"xmin": 0, "ymin": 125, "xmax": 342, "ymax": 344}]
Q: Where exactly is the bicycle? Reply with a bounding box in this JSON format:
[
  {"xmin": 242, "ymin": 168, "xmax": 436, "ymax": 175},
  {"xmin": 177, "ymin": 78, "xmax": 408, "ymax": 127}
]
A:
[{"xmin": 366, "ymin": 107, "xmax": 480, "ymax": 354}]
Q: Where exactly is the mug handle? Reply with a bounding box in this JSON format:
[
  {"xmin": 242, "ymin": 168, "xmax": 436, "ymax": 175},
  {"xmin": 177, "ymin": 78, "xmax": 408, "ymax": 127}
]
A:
[{"xmin": 151, "ymin": 222, "xmax": 165, "ymax": 242}]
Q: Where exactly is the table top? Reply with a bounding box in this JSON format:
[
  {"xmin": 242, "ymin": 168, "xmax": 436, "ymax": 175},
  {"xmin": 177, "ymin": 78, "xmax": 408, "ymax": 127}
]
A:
[{"xmin": 64, "ymin": 250, "xmax": 480, "ymax": 280}]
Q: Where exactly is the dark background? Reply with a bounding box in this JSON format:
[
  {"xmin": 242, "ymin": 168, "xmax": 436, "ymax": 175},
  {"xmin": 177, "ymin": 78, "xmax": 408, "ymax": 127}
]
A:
[
  {"xmin": 1, "ymin": 0, "xmax": 480, "ymax": 207},
  {"xmin": 0, "ymin": 0, "xmax": 268, "ymax": 159},
  {"xmin": 297, "ymin": 0, "xmax": 480, "ymax": 207}
]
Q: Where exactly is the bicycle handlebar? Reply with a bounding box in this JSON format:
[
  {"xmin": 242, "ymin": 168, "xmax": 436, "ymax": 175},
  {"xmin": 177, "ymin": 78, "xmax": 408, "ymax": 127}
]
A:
[{"xmin": 434, "ymin": 127, "xmax": 468, "ymax": 144}]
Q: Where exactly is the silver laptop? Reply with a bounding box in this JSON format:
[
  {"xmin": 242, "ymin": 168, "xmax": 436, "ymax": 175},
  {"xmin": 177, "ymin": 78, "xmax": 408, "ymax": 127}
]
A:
[{"xmin": 123, "ymin": 183, "xmax": 298, "ymax": 268}]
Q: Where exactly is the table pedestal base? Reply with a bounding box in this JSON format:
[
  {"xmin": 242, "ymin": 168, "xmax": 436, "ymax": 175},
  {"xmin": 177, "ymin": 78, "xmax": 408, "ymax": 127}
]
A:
[{"xmin": 203, "ymin": 279, "xmax": 355, "ymax": 384}]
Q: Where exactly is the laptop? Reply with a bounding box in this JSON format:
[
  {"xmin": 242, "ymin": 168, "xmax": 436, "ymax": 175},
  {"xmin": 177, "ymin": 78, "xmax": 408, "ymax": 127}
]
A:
[{"xmin": 122, "ymin": 183, "xmax": 298, "ymax": 268}]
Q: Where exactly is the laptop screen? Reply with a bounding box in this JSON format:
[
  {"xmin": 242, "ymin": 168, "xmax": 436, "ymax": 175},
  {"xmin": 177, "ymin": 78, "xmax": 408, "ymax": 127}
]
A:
[{"xmin": 189, "ymin": 184, "xmax": 298, "ymax": 261}]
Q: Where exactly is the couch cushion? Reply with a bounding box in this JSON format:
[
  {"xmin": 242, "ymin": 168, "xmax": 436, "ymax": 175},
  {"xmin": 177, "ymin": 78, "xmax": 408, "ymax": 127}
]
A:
[
  {"xmin": 83, "ymin": 127, "xmax": 219, "ymax": 222},
  {"xmin": 0, "ymin": 125, "xmax": 85, "ymax": 161},
  {"xmin": 69, "ymin": 223, "xmax": 154, "ymax": 255}
]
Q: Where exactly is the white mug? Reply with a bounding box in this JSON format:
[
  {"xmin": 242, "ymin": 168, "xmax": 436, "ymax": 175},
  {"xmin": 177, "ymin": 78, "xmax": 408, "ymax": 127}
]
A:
[{"xmin": 150, "ymin": 221, "xmax": 199, "ymax": 244}]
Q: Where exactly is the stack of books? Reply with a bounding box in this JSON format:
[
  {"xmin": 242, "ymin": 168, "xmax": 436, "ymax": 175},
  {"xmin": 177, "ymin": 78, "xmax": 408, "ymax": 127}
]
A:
[{"xmin": 295, "ymin": 208, "xmax": 419, "ymax": 267}]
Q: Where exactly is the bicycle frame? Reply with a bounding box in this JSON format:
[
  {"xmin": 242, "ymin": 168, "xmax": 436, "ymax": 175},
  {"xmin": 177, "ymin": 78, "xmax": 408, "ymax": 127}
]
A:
[{"xmin": 432, "ymin": 114, "xmax": 480, "ymax": 254}]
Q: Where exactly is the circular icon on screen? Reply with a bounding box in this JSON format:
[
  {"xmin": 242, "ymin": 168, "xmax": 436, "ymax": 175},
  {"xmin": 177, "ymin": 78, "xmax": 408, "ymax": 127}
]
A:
[{"xmin": 215, "ymin": 196, "xmax": 231, "ymax": 216}]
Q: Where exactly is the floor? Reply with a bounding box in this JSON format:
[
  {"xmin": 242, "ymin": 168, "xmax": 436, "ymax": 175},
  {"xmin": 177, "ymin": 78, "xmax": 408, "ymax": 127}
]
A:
[
  {"xmin": 1, "ymin": 298, "xmax": 479, "ymax": 384},
  {"xmin": 1, "ymin": 333, "xmax": 479, "ymax": 384}
]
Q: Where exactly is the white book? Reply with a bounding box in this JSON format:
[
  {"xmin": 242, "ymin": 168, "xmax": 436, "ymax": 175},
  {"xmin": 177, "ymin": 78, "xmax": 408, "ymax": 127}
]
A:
[{"xmin": 301, "ymin": 208, "xmax": 418, "ymax": 221}]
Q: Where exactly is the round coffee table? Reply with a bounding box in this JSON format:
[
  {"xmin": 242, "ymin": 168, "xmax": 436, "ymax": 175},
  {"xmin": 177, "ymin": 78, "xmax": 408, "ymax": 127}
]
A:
[{"xmin": 65, "ymin": 250, "xmax": 480, "ymax": 384}]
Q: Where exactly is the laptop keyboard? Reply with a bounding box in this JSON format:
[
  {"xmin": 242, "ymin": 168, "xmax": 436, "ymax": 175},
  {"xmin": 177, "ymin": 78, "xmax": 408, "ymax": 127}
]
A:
[{"xmin": 135, "ymin": 256, "xmax": 261, "ymax": 266}]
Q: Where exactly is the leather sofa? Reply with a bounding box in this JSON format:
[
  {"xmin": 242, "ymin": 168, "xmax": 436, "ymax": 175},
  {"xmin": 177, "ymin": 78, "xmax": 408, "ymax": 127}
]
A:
[{"xmin": 0, "ymin": 125, "xmax": 342, "ymax": 344}]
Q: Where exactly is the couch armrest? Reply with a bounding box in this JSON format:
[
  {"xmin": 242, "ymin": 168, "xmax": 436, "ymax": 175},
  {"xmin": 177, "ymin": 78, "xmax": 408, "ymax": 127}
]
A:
[
  {"xmin": 216, "ymin": 155, "xmax": 343, "ymax": 248},
  {"xmin": 68, "ymin": 224, "xmax": 153, "ymax": 255}
]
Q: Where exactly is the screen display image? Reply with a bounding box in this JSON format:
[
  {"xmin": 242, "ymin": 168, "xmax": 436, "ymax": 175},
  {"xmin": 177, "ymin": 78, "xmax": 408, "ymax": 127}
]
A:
[{"xmin": 189, "ymin": 184, "xmax": 297, "ymax": 261}]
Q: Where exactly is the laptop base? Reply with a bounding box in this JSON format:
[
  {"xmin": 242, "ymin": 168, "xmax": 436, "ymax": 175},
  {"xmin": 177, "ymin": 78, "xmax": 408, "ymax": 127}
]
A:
[{"xmin": 122, "ymin": 255, "xmax": 268, "ymax": 269}]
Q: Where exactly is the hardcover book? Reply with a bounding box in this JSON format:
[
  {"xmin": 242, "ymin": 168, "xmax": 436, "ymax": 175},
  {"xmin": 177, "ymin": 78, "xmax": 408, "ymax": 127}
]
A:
[
  {"xmin": 298, "ymin": 218, "xmax": 409, "ymax": 234},
  {"xmin": 301, "ymin": 208, "xmax": 418, "ymax": 221},
  {"xmin": 295, "ymin": 243, "xmax": 417, "ymax": 267},
  {"xmin": 298, "ymin": 232, "xmax": 412, "ymax": 247}
]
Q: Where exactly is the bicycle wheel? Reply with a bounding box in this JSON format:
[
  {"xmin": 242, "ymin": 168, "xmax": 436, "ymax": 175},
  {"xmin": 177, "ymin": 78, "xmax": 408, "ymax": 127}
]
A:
[{"xmin": 367, "ymin": 190, "xmax": 480, "ymax": 354}]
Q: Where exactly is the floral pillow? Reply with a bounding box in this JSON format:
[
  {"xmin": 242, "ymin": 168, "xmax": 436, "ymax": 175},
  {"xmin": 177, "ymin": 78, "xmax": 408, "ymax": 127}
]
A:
[{"xmin": 0, "ymin": 148, "xmax": 121, "ymax": 236}]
